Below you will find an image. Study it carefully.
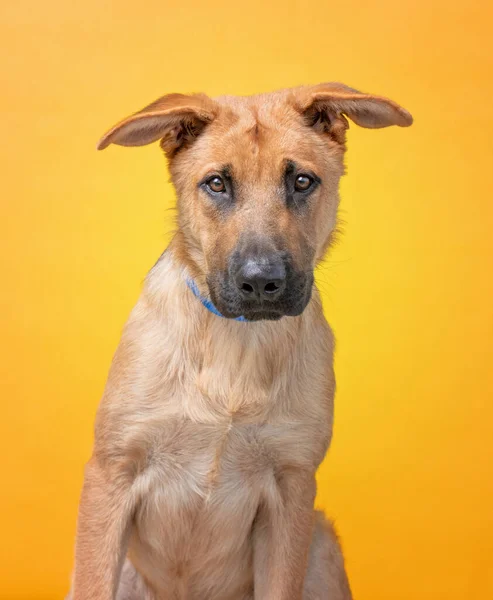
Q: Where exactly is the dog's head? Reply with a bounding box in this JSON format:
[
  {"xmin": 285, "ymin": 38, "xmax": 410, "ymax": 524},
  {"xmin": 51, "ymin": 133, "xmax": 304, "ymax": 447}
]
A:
[{"xmin": 98, "ymin": 84, "xmax": 412, "ymax": 321}]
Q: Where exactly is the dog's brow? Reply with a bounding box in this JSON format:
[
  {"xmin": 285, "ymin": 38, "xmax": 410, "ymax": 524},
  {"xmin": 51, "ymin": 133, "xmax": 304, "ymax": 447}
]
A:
[
  {"xmin": 284, "ymin": 159, "xmax": 321, "ymax": 179},
  {"xmin": 197, "ymin": 163, "xmax": 234, "ymax": 182}
]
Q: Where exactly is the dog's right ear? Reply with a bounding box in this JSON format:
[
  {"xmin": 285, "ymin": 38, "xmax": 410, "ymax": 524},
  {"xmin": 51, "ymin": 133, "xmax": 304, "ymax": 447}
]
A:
[{"xmin": 97, "ymin": 93, "xmax": 218, "ymax": 155}]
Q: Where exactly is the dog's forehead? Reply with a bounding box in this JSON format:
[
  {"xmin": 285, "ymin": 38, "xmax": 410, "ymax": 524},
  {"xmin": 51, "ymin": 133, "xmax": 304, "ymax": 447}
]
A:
[
  {"xmin": 213, "ymin": 88, "xmax": 294, "ymax": 108},
  {"xmin": 212, "ymin": 89, "xmax": 299, "ymax": 127},
  {"xmin": 189, "ymin": 90, "xmax": 324, "ymax": 177}
]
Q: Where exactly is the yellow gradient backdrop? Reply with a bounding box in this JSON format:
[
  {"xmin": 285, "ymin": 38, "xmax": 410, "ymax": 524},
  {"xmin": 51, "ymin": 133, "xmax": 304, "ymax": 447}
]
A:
[{"xmin": 1, "ymin": 1, "xmax": 492, "ymax": 598}]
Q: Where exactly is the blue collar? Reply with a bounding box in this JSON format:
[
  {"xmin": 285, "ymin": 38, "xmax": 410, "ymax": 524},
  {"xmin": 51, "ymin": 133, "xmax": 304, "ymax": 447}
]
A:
[{"xmin": 185, "ymin": 277, "xmax": 248, "ymax": 322}]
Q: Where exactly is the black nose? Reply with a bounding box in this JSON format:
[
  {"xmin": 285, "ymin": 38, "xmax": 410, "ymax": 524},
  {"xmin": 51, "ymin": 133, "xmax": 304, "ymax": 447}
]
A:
[{"xmin": 234, "ymin": 257, "xmax": 287, "ymax": 300}]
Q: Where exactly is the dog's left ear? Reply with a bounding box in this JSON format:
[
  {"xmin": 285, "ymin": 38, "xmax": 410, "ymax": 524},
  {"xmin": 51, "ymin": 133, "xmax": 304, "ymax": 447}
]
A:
[
  {"xmin": 97, "ymin": 93, "xmax": 218, "ymax": 155},
  {"xmin": 297, "ymin": 82, "xmax": 412, "ymax": 144}
]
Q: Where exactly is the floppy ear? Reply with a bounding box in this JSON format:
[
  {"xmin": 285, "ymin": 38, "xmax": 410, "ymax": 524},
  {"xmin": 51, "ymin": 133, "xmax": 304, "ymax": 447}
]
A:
[
  {"xmin": 97, "ymin": 93, "xmax": 218, "ymax": 155},
  {"xmin": 297, "ymin": 82, "xmax": 412, "ymax": 143}
]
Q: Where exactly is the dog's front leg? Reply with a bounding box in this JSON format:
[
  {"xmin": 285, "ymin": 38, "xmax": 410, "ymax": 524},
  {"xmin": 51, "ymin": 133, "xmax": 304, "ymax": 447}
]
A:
[
  {"xmin": 253, "ymin": 471, "xmax": 316, "ymax": 600},
  {"xmin": 71, "ymin": 456, "xmax": 137, "ymax": 600}
]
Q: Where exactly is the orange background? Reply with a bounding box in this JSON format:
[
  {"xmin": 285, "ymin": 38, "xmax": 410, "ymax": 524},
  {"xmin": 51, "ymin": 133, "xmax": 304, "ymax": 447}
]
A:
[{"xmin": 1, "ymin": 1, "xmax": 492, "ymax": 598}]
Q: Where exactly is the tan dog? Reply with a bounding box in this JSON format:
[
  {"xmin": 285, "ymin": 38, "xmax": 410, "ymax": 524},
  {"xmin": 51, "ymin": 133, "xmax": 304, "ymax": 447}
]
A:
[{"xmin": 68, "ymin": 83, "xmax": 412, "ymax": 600}]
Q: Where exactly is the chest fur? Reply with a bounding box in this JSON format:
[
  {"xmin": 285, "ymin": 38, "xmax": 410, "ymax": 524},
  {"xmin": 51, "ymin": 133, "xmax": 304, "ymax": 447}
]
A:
[
  {"xmin": 130, "ymin": 416, "xmax": 323, "ymax": 579},
  {"xmin": 139, "ymin": 416, "xmax": 323, "ymax": 504}
]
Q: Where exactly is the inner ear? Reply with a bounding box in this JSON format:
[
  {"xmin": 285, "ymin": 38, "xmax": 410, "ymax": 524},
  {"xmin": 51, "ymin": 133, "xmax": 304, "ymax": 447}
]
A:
[
  {"xmin": 304, "ymin": 105, "xmax": 349, "ymax": 145},
  {"xmin": 159, "ymin": 115, "xmax": 210, "ymax": 155}
]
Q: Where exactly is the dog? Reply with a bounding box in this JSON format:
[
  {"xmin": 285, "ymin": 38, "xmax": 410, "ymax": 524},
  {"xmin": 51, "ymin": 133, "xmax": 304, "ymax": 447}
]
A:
[{"xmin": 68, "ymin": 82, "xmax": 412, "ymax": 600}]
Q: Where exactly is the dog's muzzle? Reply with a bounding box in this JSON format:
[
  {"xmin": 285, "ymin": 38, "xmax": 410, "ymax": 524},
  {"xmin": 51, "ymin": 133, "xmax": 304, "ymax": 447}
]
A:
[{"xmin": 208, "ymin": 250, "xmax": 313, "ymax": 322}]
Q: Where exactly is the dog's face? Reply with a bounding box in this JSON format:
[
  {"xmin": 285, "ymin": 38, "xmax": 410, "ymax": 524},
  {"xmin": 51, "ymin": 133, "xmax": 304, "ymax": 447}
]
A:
[
  {"xmin": 98, "ymin": 84, "xmax": 412, "ymax": 320},
  {"xmin": 168, "ymin": 92, "xmax": 347, "ymax": 321}
]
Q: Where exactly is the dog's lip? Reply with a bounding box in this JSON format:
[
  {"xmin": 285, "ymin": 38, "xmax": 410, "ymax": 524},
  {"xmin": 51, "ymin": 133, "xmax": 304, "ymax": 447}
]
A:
[
  {"xmin": 241, "ymin": 307, "xmax": 285, "ymax": 320},
  {"xmin": 244, "ymin": 313, "xmax": 284, "ymax": 322},
  {"xmin": 229, "ymin": 303, "xmax": 308, "ymax": 321},
  {"xmin": 217, "ymin": 302, "xmax": 285, "ymax": 320},
  {"xmin": 216, "ymin": 295, "xmax": 310, "ymax": 320}
]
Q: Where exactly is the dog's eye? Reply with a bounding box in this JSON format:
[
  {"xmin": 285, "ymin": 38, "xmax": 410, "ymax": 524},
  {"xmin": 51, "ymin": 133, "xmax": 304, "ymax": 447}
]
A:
[
  {"xmin": 294, "ymin": 174, "xmax": 313, "ymax": 192},
  {"xmin": 207, "ymin": 176, "xmax": 226, "ymax": 193}
]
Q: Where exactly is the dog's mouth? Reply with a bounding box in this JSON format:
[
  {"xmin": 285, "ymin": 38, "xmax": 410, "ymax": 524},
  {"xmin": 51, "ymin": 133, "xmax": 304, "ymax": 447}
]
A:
[
  {"xmin": 237, "ymin": 309, "xmax": 285, "ymax": 322},
  {"xmin": 208, "ymin": 271, "xmax": 314, "ymax": 322},
  {"xmin": 223, "ymin": 306, "xmax": 286, "ymax": 322}
]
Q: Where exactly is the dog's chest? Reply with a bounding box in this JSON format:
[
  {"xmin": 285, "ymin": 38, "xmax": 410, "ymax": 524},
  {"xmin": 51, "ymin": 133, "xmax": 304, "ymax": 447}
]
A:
[
  {"xmin": 138, "ymin": 418, "xmax": 286, "ymax": 519},
  {"xmin": 130, "ymin": 416, "xmax": 316, "ymax": 579}
]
